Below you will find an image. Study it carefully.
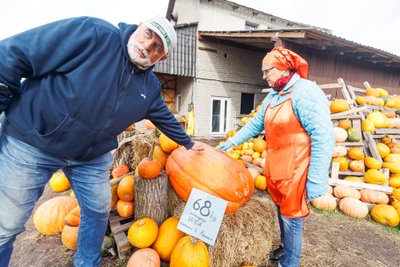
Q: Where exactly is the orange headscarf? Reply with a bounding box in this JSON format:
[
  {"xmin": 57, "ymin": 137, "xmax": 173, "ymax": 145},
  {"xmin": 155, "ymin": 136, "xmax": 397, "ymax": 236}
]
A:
[{"xmin": 263, "ymin": 47, "xmax": 309, "ymax": 79}]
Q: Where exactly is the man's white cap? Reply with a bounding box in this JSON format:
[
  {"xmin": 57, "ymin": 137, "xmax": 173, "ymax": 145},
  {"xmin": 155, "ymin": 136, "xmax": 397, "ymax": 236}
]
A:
[{"xmin": 144, "ymin": 15, "xmax": 177, "ymax": 54}]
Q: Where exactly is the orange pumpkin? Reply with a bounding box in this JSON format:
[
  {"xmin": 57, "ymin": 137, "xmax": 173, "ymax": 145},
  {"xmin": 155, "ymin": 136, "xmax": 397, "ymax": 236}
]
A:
[
  {"xmin": 166, "ymin": 143, "xmax": 254, "ymax": 214},
  {"xmin": 370, "ymin": 204, "xmax": 400, "ymax": 227},
  {"xmin": 138, "ymin": 157, "xmax": 162, "ymax": 179},
  {"xmin": 376, "ymin": 143, "xmax": 391, "ymax": 159},
  {"xmin": 159, "ymin": 133, "xmax": 179, "ymax": 153},
  {"xmin": 111, "ymin": 164, "xmax": 130, "ymax": 179},
  {"xmin": 128, "ymin": 218, "xmax": 159, "ymax": 248},
  {"xmin": 331, "ymin": 156, "xmax": 349, "ymax": 171},
  {"xmin": 360, "ymin": 189, "xmax": 389, "ymax": 204},
  {"xmin": 33, "ymin": 196, "xmax": 78, "ymax": 235},
  {"xmin": 49, "ymin": 171, "xmax": 71, "ymax": 192},
  {"xmin": 64, "ymin": 206, "xmax": 81, "ymax": 227},
  {"xmin": 117, "ymin": 175, "xmax": 135, "ymax": 201},
  {"xmin": 349, "ymin": 160, "xmax": 364, "ymax": 172},
  {"xmin": 170, "ymin": 236, "xmax": 210, "ymax": 267},
  {"xmin": 338, "ymin": 197, "xmax": 369, "ymax": 218},
  {"xmin": 116, "ymin": 200, "xmax": 134, "ymax": 218},
  {"xmin": 347, "ymin": 147, "xmax": 364, "ymax": 160},
  {"xmin": 152, "ymin": 217, "xmax": 185, "ymax": 261},
  {"xmin": 311, "ymin": 193, "xmax": 337, "ymax": 211},
  {"xmin": 254, "ymin": 175, "xmax": 267, "ymax": 191},
  {"xmin": 338, "ymin": 119, "xmax": 351, "ymax": 130},
  {"xmin": 152, "ymin": 145, "xmax": 169, "ymax": 169},
  {"xmin": 252, "ymin": 138, "xmax": 266, "ymax": 153},
  {"xmin": 330, "ymin": 99, "xmax": 349, "ymax": 113},
  {"xmin": 333, "ymin": 185, "xmax": 361, "ymax": 199},
  {"xmin": 61, "ymin": 225, "xmax": 79, "ymax": 250},
  {"xmin": 127, "ymin": 248, "xmax": 160, "ymax": 267}
]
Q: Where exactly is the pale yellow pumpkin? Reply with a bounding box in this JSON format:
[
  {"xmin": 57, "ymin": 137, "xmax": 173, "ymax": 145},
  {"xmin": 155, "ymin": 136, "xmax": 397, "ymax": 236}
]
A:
[
  {"xmin": 339, "ymin": 197, "xmax": 369, "ymax": 218},
  {"xmin": 364, "ymin": 169, "xmax": 387, "ymax": 185},
  {"xmin": 364, "ymin": 157, "xmax": 382, "ymax": 170},
  {"xmin": 359, "ymin": 189, "xmax": 389, "ymax": 204},
  {"xmin": 311, "ymin": 193, "xmax": 337, "ymax": 211},
  {"xmin": 152, "ymin": 217, "xmax": 185, "ymax": 261}
]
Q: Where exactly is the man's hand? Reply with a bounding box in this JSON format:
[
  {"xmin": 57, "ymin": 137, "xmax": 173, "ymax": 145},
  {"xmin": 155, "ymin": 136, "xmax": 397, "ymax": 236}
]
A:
[
  {"xmin": 216, "ymin": 140, "xmax": 233, "ymax": 151},
  {"xmin": 190, "ymin": 142, "xmax": 205, "ymax": 151}
]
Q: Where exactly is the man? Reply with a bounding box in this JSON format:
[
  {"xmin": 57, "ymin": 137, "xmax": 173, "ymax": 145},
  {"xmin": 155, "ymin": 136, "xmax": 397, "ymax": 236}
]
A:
[{"xmin": 0, "ymin": 15, "xmax": 202, "ymax": 266}]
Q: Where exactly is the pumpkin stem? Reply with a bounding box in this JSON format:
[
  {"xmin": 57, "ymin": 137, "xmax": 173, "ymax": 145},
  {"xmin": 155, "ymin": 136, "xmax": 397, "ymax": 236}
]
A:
[{"xmin": 190, "ymin": 236, "xmax": 198, "ymax": 244}]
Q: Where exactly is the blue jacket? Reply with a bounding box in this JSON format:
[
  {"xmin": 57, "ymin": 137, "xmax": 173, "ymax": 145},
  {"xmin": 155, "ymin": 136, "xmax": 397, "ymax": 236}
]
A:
[
  {"xmin": 230, "ymin": 73, "xmax": 335, "ymax": 201},
  {"xmin": 0, "ymin": 17, "xmax": 193, "ymax": 160}
]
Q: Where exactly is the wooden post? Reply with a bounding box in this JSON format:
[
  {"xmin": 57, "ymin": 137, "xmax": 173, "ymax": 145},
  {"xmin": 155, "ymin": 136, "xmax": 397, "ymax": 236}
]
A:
[{"xmin": 134, "ymin": 171, "xmax": 169, "ymax": 225}]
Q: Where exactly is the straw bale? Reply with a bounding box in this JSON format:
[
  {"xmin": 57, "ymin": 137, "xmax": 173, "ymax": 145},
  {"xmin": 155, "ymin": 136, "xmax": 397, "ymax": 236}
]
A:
[
  {"xmin": 172, "ymin": 193, "xmax": 277, "ymax": 267},
  {"xmin": 111, "ymin": 130, "xmax": 158, "ymax": 171}
]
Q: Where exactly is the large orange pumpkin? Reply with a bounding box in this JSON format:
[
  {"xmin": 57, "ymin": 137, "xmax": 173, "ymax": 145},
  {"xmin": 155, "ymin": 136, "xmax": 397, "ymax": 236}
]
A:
[
  {"xmin": 33, "ymin": 196, "xmax": 78, "ymax": 235},
  {"xmin": 166, "ymin": 143, "xmax": 254, "ymax": 214}
]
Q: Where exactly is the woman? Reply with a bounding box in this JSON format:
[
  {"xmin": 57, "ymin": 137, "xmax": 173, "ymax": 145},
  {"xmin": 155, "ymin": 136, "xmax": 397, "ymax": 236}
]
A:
[{"xmin": 218, "ymin": 47, "xmax": 335, "ymax": 267}]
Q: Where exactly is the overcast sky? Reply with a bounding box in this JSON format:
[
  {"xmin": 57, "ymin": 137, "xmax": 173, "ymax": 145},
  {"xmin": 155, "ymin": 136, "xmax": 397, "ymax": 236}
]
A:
[{"xmin": 1, "ymin": 0, "xmax": 399, "ymax": 56}]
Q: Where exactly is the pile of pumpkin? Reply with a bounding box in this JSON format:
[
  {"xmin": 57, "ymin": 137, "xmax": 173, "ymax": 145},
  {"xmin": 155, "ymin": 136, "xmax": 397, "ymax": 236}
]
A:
[
  {"xmin": 311, "ymin": 184, "xmax": 400, "ymax": 228},
  {"xmin": 240, "ymin": 104, "xmax": 262, "ymax": 126},
  {"xmin": 354, "ymin": 87, "xmax": 400, "ymax": 109},
  {"xmin": 123, "ymin": 216, "xmax": 209, "ymax": 267}
]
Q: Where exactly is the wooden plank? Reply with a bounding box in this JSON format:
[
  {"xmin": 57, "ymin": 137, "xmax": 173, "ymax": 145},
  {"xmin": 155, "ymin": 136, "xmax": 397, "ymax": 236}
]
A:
[
  {"xmin": 328, "ymin": 178, "xmax": 393, "ymax": 194},
  {"xmin": 109, "ymin": 210, "xmax": 135, "ymax": 259},
  {"xmin": 338, "ymin": 171, "xmax": 365, "ymax": 176},
  {"xmin": 330, "ymin": 106, "xmax": 368, "ymax": 119},
  {"xmin": 374, "ymin": 128, "xmax": 400, "ymax": 135},
  {"xmin": 318, "ymin": 83, "xmax": 342, "ymax": 89},
  {"xmin": 331, "ymin": 114, "xmax": 363, "ymax": 120},
  {"xmin": 363, "ymin": 131, "xmax": 383, "ymax": 161},
  {"xmin": 335, "ymin": 141, "xmax": 364, "ymax": 147}
]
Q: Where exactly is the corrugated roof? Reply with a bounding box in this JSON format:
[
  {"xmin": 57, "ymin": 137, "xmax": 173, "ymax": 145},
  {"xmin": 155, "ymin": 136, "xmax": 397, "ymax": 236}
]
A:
[{"xmin": 198, "ymin": 27, "xmax": 400, "ymax": 68}]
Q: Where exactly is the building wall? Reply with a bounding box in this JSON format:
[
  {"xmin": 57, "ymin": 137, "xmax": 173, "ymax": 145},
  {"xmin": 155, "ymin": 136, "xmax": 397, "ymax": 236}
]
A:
[
  {"xmin": 194, "ymin": 41, "xmax": 267, "ymax": 136},
  {"xmin": 286, "ymin": 42, "xmax": 400, "ymax": 94}
]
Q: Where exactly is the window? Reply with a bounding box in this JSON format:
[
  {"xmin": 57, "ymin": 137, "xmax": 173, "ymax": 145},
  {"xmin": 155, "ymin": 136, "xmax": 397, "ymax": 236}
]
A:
[
  {"xmin": 240, "ymin": 93, "xmax": 254, "ymax": 114},
  {"xmin": 211, "ymin": 97, "xmax": 231, "ymax": 134},
  {"xmin": 245, "ymin": 22, "xmax": 258, "ymax": 30}
]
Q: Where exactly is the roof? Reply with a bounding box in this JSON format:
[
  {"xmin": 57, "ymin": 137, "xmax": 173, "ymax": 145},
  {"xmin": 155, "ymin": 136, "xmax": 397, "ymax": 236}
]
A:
[{"xmin": 198, "ymin": 28, "xmax": 400, "ymax": 68}]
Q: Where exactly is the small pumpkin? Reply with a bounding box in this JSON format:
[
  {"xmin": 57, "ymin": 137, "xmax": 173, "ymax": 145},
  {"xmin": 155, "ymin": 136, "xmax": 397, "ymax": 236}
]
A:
[
  {"xmin": 111, "ymin": 164, "xmax": 130, "ymax": 179},
  {"xmin": 254, "ymin": 175, "xmax": 267, "ymax": 191},
  {"xmin": 152, "ymin": 145, "xmax": 169, "ymax": 169},
  {"xmin": 347, "ymin": 147, "xmax": 364, "ymax": 160},
  {"xmin": 152, "ymin": 217, "xmax": 185, "ymax": 261},
  {"xmin": 359, "ymin": 189, "xmax": 389, "ymax": 204},
  {"xmin": 138, "ymin": 157, "xmax": 162, "ymax": 179},
  {"xmin": 346, "ymin": 127, "xmax": 361, "ymax": 142},
  {"xmin": 117, "ymin": 175, "xmax": 135, "ymax": 201},
  {"xmin": 384, "ymin": 153, "xmax": 400, "ymax": 163},
  {"xmin": 370, "ymin": 204, "xmax": 400, "ymax": 227},
  {"xmin": 127, "ymin": 248, "xmax": 160, "ymax": 267},
  {"xmin": 361, "ymin": 119, "xmax": 375, "ymax": 134},
  {"xmin": 338, "ymin": 119, "xmax": 351, "ymax": 130},
  {"xmin": 364, "ymin": 169, "xmax": 387, "ymax": 185},
  {"xmin": 49, "ymin": 171, "xmax": 71, "ymax": 192},
  {"xmin": 330, "ymin": 99, "xmax": 349, "ymax": 113},
  {"xmin": 333, "ymin": 127, "xmax": 348, "ymax": 143},
  {"xmin": 116, "ymin": 200, "xmax": 134, "ymax": 218},
  {"xmin": 252, "ymin": 138, "xmax": 266, "ymax": 153},
  {"xmin": 376, "ymin": 143, "xmax": 391, "ymax": 159},
  {"xmin": 382, "ymin": 162, "xmax": 400, "ymax": 174},
  {"xmin": 343, "ymin": 176, "xmax": 364, "ymax": 183},
  {"xmin": 128, "ymin": 218, "xmax": 159, "ymax": 248},
  {"xmin": 170, "ymin": 236, "xmax": 210, "ymax": 267},
  {"xmin": 338, "ymin": 197, "xmax": 369, "ymax": 219},
  {"xmin": 364, "ymin": 157, "xmax": 382, "ymax": 170},
  {"xmin": 64, "ymin": 206, "xmax": 81, "ymax": 227},
  {"xmin": 367, "ymin": 111, "xmax": 390, "ymax": 128},
  {"xmin": 61, "ymin": 225, "xmax": 79, "ymax": 250},
  {"xmin": 331, "ymin": 156, "xmax": 349, "ymax": 171},
  {"xmin": 333, "ymin": 185, "xmax": 361, "ymax": 199},
  {"xmin": 311, "ymin": 193, "xmax": 337, "ymax": 211},
  {"xmin": 332, "ymin": 146, "xmax": 347, "ymax": 157},
  {"xmin": 349, "ymin": 160, "xmax": 364, "ymax": 172},
  {"xmin": 159, "ymin": 133, "xmax": 179, "ymax": 153},
  {"xmin": 389, "ymin": 174, "xmax": 400, "ymax": 188},
  {"xmin": 33, "ymin": 196, "xmax": 78, "ymax": 235},
  {"xmin": 391, "ymin": 201, "xmax": 400, "ymax": 216},
  {"xmin": 101, "ymin": 236, "xmax": 116, "ymax": 256}
]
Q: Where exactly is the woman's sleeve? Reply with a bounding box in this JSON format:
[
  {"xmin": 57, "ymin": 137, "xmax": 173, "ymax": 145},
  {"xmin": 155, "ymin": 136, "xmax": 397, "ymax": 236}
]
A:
[{"xmin": 293, "ymin": 81, "xmax": 335, "ymax": 201}]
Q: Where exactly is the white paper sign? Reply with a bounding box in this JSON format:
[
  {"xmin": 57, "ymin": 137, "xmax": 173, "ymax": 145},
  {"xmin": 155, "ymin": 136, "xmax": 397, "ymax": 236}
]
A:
[{"xmin": 177, "ymin": 188, "xmax": 228, "ymax": 246}]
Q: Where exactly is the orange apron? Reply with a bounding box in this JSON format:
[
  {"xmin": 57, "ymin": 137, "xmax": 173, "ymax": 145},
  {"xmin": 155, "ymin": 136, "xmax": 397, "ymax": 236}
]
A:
[{"xmin": 263, "ymin": 87, "xmax": 311, "ymax": 218}]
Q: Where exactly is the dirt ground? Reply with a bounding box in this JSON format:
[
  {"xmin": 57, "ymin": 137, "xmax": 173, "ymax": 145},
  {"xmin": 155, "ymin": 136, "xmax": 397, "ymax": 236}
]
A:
[{"xmin": 8, "ymin": 185, "xmax": 400, "ymax": 267}]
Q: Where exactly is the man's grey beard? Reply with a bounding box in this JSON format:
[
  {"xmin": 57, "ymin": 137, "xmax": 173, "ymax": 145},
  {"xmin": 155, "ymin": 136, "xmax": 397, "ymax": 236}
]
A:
[{"xmin": 127, "ymin": 34, "xmax": 153, "ymax": 70}]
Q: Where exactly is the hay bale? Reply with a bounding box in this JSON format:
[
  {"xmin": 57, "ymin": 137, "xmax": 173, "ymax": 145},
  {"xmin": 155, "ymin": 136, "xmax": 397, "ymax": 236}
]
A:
[
  {"xmin": 111, "ymin": 130, "xmax": 158, "ymax": 170},
  {"xmin": 172, "ymin": 194, "xmax": 277, "ymax": 267}
]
